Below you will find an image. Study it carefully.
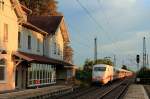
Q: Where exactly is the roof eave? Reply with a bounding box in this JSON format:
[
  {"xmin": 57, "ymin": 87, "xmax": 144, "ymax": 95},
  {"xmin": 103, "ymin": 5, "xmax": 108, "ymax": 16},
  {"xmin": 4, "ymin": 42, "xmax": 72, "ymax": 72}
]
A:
[{"xmin": 22, "ymin": 22, "xmax": 48, "ymax": 36}]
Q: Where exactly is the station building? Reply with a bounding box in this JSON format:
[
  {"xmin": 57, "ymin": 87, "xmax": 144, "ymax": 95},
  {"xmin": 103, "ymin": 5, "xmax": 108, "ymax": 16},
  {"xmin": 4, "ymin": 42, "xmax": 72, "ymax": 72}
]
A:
[{"xmin": 0, "ymin": 0, "xmax": 75, "ymax": 91}]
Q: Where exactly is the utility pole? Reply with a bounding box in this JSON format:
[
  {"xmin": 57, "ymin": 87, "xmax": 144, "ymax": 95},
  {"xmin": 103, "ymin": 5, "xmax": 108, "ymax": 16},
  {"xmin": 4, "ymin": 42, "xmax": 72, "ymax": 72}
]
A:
[
  {"xmin": 113, "ymin": 55, "xmax": 116, "ymax": 66},
  {"xmin": 147, "ymin": 54, "xmax": 149, "ymax": 67},
  {"xmin": 143, "ymin": 37, "xmax": 147, "ymax": 67},
  {"xmin": 94, "ymin": 37, "xmax": 97, "ymax": 63}
]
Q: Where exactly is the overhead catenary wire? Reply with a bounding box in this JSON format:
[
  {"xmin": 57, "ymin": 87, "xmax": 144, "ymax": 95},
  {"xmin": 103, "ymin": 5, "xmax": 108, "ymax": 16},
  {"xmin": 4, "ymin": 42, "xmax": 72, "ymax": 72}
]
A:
[
  {"xmin": 68, "ymin": 24, "xmax": 94, "ymax": 49},
  {"xmin": 97, "ymin": 0, "xmax": 111, "ymax": 28},
  {"xmin": 76, "ymin": 0, "xmax": 119, "ymax": 52},
  {"xmin": 67, "ymin": 22, "xmax": 94, "ymax": 46},
  {"xmin": 97, "ymin": 0, "xmax": 140, "ymax": 67},
  {"xmin": 66, "ymin": 23, "xmax": 94, "ymax": 60},
  {"xmin": 76, "ymin": 0, "xmax": 104, "ymax": 34},
  {"xmin": 97, "ymin": 0, "xmax": 120, "ymax": 48}
]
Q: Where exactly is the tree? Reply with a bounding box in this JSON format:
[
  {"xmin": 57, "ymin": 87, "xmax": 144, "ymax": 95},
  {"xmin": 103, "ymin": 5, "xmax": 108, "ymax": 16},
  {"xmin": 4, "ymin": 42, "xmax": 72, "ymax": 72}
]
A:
[
  {"xmin": 83, "ymin": 58, "xmax": 93, "ymax": 71},
  {"xmin": 137, "ymin": 67, "xmax": 150, "ymax": 78},
  {"xmin": 83, "ymin": 58, "xmax": 113, "ymax": 71},
  {"xmin": 19, "ymin": 0, "xmax": 59, "ymax": 15},
  {"xmin": 122, "ymin": 65, "xmax": 128, "ymax": 70},
  {"xmin": 40, "ymin": 0, "xmax": 58, "ymax": 15},
  {"xmin": 96, "ymin": 59, "xmax": 113, "ymax": 66}
]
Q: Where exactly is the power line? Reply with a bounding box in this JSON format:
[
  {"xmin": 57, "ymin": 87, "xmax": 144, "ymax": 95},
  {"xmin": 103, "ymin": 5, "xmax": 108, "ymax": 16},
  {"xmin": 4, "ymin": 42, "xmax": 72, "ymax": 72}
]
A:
[
  {"xmin": 67, "ymin": 24, "xmax": 93, "ymax": 49},
  {"xmin": 75, "ymin": 0, "xmax": 120, "ymax": 54},
  {"xmin": 67, "ymin": 21, "xmax": 94, "ymax": 43},
  {"xmin": 97, "ymin": 0, "xmax": 122, "ymax": 52},
  {"xmin": 67, "ymin": 25, "xmax": 94, "ymax": 60},
  {"xmin": 76, "ymin": 0, "xmax": 105, "ymax": 33},
  {"xmin": 97, "ymin": 0, "xmax": 111, "ymax": 28}
]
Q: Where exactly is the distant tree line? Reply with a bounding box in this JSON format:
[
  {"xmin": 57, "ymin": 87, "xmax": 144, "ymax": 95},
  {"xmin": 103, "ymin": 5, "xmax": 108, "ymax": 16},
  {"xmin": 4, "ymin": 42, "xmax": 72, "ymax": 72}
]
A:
[
  {"xmin": 19, "ymin": 0, "xmax": 61, "ymax": 15},
  {"xmin": 137, "ymin": 67, "xmax": 150, "ymax": 78},
  {"xmin": 83, "ymin": 58, "xmax": 113, "ymax": 71}
]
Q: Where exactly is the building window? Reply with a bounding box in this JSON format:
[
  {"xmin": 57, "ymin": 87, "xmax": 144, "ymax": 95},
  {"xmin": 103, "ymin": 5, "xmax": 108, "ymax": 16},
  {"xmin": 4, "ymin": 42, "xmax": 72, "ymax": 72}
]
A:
[
  {"xmin": 0, "ymin": 59, "xmax": 5, "ymax": 81},
  {"xmin": 3, "ymin": 24, "xmax": 8, "ymax": 42},
  {"xmin": 58, "ymin": 44, "xmax": 60, "ymax": 55},
  {"xmin": 0, "ymin": 0, "xmax": 4, "ymax": 11},
  {"xmin": 54, "ymin": 42, "xmax": 57, "ymax": 54},
  {"xmin": 28, "ymin": 35, "xmax": 31, "ymax": 49},
  {"xmin": 18, "ymin": 32, "xmax": 21, "ymax": 48},
  {"xmin": 37, "ymin": 38, "xmax": 40, "ymax": 52},
  {"xmin": 27, "ymin": 63, "xmax": 56, "ymax": 87}
]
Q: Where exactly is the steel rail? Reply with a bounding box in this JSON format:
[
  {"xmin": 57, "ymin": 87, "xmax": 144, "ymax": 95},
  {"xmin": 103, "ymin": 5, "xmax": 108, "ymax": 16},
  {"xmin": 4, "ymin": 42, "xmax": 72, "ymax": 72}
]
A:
[
  {"xmin": 51, "ymin": 78, "xmax": 132, "ymax": 99},
  {"xmin": 75, "ymin": 79, "xmax": 125, "ymax": 99},
  {"xmin": 51, "ymin": 86, "xmax": 99, "ymax": 99},
  {"xmin": 98, "ymin": 79, "xmax": 131, "ymax": 99},
  {"xmin": 114, "ymin": 81, "xmax": 130, "ymax": 99}
]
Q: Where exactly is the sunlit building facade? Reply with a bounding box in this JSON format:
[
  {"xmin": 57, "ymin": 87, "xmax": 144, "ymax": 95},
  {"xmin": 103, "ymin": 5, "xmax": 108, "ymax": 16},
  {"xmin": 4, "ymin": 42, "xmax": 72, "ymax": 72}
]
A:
[{"xmin": 0, "ymin": 0, "xmax": 74, "ymax": 91}]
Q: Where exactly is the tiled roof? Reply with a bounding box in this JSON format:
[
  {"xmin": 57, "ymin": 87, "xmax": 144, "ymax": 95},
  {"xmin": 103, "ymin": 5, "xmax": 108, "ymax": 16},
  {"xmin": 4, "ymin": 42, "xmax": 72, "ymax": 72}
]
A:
[{"xmin": 28, "ymin": 16, "xmax": 63, "ymax": 34}]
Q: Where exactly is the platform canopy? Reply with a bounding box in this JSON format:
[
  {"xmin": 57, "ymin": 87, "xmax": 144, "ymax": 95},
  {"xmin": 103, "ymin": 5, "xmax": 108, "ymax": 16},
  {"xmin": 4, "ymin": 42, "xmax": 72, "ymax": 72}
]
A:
[{"xmin": 13, "ymin": 51, "xmax": 73, "ymax": 66}]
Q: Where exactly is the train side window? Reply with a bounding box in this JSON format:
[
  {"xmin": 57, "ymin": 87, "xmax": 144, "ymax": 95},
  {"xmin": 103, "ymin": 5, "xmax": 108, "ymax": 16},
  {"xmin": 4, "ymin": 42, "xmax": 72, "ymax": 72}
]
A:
[{"xmin": 94, "ymin": 67, "xmax": 106, "ymax": 71}]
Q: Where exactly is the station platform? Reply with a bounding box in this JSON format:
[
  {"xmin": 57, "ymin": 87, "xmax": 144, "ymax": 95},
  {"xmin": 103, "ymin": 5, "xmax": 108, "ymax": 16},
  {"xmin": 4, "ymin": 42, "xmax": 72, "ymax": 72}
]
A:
[
  {"xmin": 123, "ymin": 84, "xmax": 149, "ymax": 99},
  {"xmin": 0, "ymin": 85, "xmax": 76, "ymax": 99}
]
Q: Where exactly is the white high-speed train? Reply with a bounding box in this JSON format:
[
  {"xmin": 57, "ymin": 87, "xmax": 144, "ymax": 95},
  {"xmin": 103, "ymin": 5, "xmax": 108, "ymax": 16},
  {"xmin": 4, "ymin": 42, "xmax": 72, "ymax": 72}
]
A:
[{"xmin": 92, "ymin": 64, "xmax": 132, "ymax": 84}]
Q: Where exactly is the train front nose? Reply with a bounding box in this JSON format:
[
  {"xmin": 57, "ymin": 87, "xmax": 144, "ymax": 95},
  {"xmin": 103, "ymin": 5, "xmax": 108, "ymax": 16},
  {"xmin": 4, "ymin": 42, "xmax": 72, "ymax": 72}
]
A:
[
  {"xmin": 93, "ymin": 76, "xmax": 100, "ymax": 82},
  {"xmin": 93, "ymin": 76, "xmax": 103, "ymax": 83},
  {"xmin": 93, "ymin": 77, "xmax": 106, "ymax": 84}
]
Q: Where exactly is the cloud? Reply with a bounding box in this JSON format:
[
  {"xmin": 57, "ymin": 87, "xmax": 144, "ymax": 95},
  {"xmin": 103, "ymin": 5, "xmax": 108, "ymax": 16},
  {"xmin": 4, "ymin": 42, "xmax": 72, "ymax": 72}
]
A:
[
  {"xmin": 101, "ymin": 39, "xmax": 136, "ymax": 54},
  {"xmin": 100, "ymin": 31, "xmax": 143, "ymax": 55},
  {"xmin": 99, "ymin": 31, "xmax": 150, "ymax": 56},
  {"xmin": 58, "ymin": 0, "xmax": 150, "ymax": 67}
]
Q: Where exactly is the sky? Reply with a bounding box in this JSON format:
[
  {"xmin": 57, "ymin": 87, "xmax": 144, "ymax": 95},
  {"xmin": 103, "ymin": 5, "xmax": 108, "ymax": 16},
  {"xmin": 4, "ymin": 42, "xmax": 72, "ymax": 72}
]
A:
[{"xmin": 57, "ymin": 0, "xmax": 150, "ymax": 70}]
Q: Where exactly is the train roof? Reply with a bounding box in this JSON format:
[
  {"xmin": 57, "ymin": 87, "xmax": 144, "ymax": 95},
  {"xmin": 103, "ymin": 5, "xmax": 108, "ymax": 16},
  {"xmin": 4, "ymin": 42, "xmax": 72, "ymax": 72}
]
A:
[
  {"xmin": 93, "ymin": 64, "xmax": 112, "ymax": 67},
  {"xmin": 113, "ymin": 67, "xmax": 132, "ymax": 72}
]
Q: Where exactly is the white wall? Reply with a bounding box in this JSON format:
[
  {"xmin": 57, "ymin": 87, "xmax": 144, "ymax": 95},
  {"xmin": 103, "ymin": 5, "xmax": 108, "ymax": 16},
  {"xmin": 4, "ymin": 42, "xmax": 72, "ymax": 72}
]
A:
[
  {"xmin": 19, "ymin": 27, "xmax": 44, "ymax": 56},
  {"xmin": 48, "ymin": 27, "xmax": 64, "ymax": 60}
]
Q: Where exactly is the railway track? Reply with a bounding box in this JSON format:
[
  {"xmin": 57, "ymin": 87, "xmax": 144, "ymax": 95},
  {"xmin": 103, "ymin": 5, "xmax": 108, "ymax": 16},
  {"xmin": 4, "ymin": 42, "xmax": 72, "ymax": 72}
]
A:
[
  {"xmin": 51, "ymin": 86, "xmax": 99, "ymax": 99},
  {"xmin": 98, "ymin": 78, "xmax": 132, "ymax": 99},
  {"xmin": 77, "ymin": 79, "xmax": 128, "ymax": 99},
  {"xmin": 50, "ymin": 78, "xmax": 133, "ymax": 99}
]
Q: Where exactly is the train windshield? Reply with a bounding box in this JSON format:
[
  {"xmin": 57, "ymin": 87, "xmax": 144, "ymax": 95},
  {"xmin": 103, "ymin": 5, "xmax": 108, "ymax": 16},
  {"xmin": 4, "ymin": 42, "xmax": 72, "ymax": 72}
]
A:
[{"xmin": 94, "ymin": 67, "xmax": 106, "ymax": 71}]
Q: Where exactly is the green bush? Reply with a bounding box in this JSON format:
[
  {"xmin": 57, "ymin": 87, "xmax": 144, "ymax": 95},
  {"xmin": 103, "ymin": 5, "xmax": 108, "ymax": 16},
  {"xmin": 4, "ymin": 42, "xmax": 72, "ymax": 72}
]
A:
[
  {"xmin": 136, "ymin": 67, "xmax": 150, "ymax": 78},
  {"xmin": 76, "ymin": 70, "xmax": 92, "ymax": 86}
]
